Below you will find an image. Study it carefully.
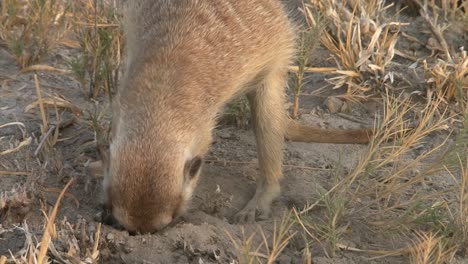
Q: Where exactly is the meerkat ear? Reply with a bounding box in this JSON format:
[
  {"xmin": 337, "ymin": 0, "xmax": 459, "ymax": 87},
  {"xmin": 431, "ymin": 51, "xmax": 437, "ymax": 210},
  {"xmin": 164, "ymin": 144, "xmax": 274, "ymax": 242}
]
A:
[{"xmin": 184, "ymin": 156, "xmax": 203, "ymax": 179}]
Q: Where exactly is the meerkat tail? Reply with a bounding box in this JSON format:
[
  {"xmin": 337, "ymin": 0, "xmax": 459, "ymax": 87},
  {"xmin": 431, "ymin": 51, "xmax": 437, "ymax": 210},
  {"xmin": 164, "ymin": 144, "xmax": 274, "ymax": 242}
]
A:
[{"xmin": 285, "ymin": 119, "xmax": 374, "ymax": 144}]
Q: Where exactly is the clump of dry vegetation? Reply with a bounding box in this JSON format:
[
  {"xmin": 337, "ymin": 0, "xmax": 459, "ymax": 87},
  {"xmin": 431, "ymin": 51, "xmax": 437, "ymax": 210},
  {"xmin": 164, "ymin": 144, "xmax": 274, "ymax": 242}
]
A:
[
  {"xmin": 290, "ymin": 92, "xmax": 467, "ymax": 263},
  {"xmin": 423, "ymin": 51, "xmax": 468, "ymax": 111},
  {"xmin": 0, "ymin": 1, "xmax": 111, "ymax": 262},
  {"xmin": 69, "ymin": 0, "xmax": 123, "ymax": 98},
  {"xmin": 0, "ymin": 179, "xmax": 102, "ymax": 264},
  {"xmin": 0, "ymin": 0, "xmax": 72, "ymax": 68},
  {"xmin": 409, "ymin": 231, "xmax": 457, "ymax": 264},
  {"xmin": 410, "ymin": 0, "xmax": 468, "ymax": 111},
  {"xmin": 227, "ymin": 212, "xmax": 297, "ymax": 264},
  {"xmin": 304, "ymin": 0, "xmax": 403, "ymax": 102},
  {"xmin": 289, "ymin": 11, "xmax": 326, "ymax": 119}
]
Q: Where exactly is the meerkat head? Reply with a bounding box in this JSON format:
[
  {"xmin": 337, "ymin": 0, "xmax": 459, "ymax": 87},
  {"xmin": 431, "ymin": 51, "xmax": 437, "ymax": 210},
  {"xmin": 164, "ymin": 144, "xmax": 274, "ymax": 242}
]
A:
[{"xmin": 99, "ymin": 133, "xmax": 206, "ymax": 234}]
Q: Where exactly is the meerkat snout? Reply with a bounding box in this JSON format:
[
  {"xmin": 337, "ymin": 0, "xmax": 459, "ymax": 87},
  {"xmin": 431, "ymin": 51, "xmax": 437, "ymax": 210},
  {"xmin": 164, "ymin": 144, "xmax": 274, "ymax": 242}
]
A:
[{"xmin": 100, "ymin": 140, "xmax": 205, "ymax": 233}]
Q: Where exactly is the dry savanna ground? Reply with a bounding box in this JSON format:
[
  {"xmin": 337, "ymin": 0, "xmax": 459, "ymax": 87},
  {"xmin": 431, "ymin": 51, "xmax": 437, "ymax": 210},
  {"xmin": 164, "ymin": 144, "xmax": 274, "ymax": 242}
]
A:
[{"xmin": 0, "ymin": 0, "xmax": 467, "ymax": 263}]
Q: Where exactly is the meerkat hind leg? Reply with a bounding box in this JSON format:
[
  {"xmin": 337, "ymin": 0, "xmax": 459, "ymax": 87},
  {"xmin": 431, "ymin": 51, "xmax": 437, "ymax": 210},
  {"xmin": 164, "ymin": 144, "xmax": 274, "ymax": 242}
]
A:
[{"xmin": 234, "ymin": 68, "xmax": 286, "ymax": 223}]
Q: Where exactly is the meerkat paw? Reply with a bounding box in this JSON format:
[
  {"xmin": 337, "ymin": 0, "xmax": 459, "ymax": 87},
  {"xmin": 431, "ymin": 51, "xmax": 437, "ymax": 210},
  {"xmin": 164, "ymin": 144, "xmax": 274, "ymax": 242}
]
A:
[
  {"xmin": 234, "ymin": 184, "xmax": 278, "ymax": 223},
  {"xmin": 234, "ymin": 198, "xmax": 273, "ymax": 223},
  {"xmin": 255, "ymin": 204, "xmax": 271, "ymax": 221},
  {"xmin": 234, "ymin": 198, "xmax": 257, "ymax": 223}
]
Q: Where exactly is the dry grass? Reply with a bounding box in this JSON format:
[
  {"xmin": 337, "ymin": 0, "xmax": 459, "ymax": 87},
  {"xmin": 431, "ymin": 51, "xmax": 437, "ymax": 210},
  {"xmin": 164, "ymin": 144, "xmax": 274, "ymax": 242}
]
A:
[
  {"xmin": 69, "ymin": 0, "xmax": 123, "ymax": 98},
  {"xmin": 287, "ymin": 2, "xmax": 467, "ymax": 259},
  {"xmin": 423, "ymin": 48, "xmax": 468, "ymax": 111},
  {"xmin": 0, "ymin": 179, "xmax": 103, "ymax": 264},
  {"xmin": 410, "ymin": 0, "xmax": 468, "ymax": 111},
  {"xmin": 29, "ymin": 75, "xmax": 78, "ymax": 161},
  {"xmin": 458, "ymin": 160, "xmax": 468, "ymax": 256},
  {"xmin": 289, "ymin": 9, "xmax": 325, "ymax": 119},
  {"xmin": 227, "ymin": 211, "xmax": 297, "ymax": 264},
  {"xmin": 293, "ymin": 0, "xmax": 467, "ymax": 110},
  {"xmin": 0, "ymin": 122, "xmax": 31, "ymax": 156},
  {"xmin": 0, "ymin": 0, "xmax": 71, "ymax": 68},
  {"xmin": 303, "ymin": 0, "xmax": 403, "ymax": 102},
  {"xmin": 293, "ymin": 90, "xmax": 467, "ymax": 260},
  {"xmin": 447, "ymin": 157, "xmax": 468, "ymax": 258},
  {"xmin": 409, "ymin": 231, "xmax": 456, "ymax": 264}
]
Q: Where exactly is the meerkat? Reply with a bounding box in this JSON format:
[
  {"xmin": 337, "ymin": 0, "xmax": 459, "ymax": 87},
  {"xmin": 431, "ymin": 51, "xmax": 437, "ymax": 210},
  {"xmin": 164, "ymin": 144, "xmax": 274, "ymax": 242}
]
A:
[{"xmin": 98, "ymin": 0, "xmax": 373, "ymax": 234}]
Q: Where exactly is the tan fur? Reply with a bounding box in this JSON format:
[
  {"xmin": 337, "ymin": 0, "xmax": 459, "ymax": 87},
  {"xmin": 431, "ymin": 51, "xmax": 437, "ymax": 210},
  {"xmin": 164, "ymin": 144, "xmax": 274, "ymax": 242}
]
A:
[
  {"xmin": 286, "ymin": 120, "xmax": 373, "ymax": 144},
  {"xmin": 100, "ymin": 0, "xmax": 373, "ymax": 233}
]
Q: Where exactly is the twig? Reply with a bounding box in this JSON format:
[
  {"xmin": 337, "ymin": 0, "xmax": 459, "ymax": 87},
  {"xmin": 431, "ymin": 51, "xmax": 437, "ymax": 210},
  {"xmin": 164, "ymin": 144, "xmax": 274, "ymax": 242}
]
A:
[
  {"xmin": 21, "ymin": 64, "xmax": 72, "ymax": 74},
  {"xmin": 289, "ymin": 66, "xmax": 338, "ymax": 73},
  {"xmin": 37, "ymin": 178, "xmax": 75, "ymax": 264},
  {"xmin": 41, "ymin": 187, "xmax": 80, "ymax": 208},
  {"xmin": 0, "ymin": 137, "xmax": 32, "ymax": 156},
  {"xmin": 0, "ymin": 171, "xmax": 31, "ymax": 176},
  {"xmin": 299, "ymin": 181, "xmax": 342, "ymax": 214},
  {"xmin": 91, "ymin": 223, "xmax": 102, "ymax": 260},
  {"xmin": 0, "ymin": 122, "xmax": 26, "ymax": 130},
  {"xmin": 284, "ymin": 164, "xmax": 332, "ymax": 171},
  {"xmin": 34, "ymin": 125, "xmax": 56, "ymax": 157},
  {"xmin": 336, "ymin": 243, "xmax": 410, "ymax": 257},
  {"xmin": 401, "ymin": 32, "xmax": 425, "ymax": 46},
  {"xmin": 0, "ymin": 72, "xmax": 67, "ymax": 90},
  {"xmin": 248, "ymin": 252, "xmax": 269, "ymax": 259},
  {"xmin": 204, "ymin": 159, "xmax": 331, "ymax": 171},
  {"xmin": 0, "ymin": 121, "xmax": 32, "ymax": 156},
  {"xmin": 34, "ymin": 75, "xmax": 48, "ymax": 133},
  {"xmin": 394, "ymin": 49, "xmax": 419, "ymax": 62},
  {"xmin": 336, "ymin": 113, "xmax": 369, "ymax": 125},
  {"xmin": 416, "ymin": 1, "xmax": 452, "ymax": 62},
  {"xmin": 74, "ymin": 22, "xmax": 119, "ymax": 27}
]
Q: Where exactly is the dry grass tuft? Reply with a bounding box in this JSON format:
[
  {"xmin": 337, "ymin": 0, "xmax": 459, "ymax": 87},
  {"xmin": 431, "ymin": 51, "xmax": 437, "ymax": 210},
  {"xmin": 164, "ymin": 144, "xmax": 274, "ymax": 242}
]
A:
[
  {"xmin": 290, "ymin": 9, "xmax": 326, "ymax": 119},
  {"xmin": 227, "ymin": 211, "xmax": 297, "ymax": 264},
  {"xmin": 30, "ymin": 75, "xmax": 60, "ymax": 159},
  {"xmin": 447, "ymin": 157, "xmax": 468, "ymax": 257},
  {"xmin": 345, "ymin": 95, "xmax": 450, "ymax": 201},
  {"xmin": 0, "ymin": 122, "xmax": 32, "ymax": 156},
  {"xmin": 69, "ymin": 0, "xmax": 123, "ymax": 98},
  {"xmin": 295, "ymin": 91, "xmax": 461, "ymax": 259},
  {"xmin": 458, "ymin": 159, "xmax": 468, "ymax": 256},
  {"xmin": 36, "ymin": 178, "xmax": 74, "ymax": 263},
  {"xmin": 423, "ymin": 46, "xmax": 468, "ymax": 111},
  {"xmin": 0, "ymin": 0, "xmax": 72, "ymax": 68},
  {"xmin": 0, "ymin": 178, "xmax": 102, "ymax": 263},
  {"xmin": 305, "ymin": 0, "xmax": 404, "ymax": 102},
  {"xmin": 411, "ymin": 0, "xmax": 468, "ymax": 110},
  {"xmin": 410, "ymin": 231, "xmax": 456, "ymax": 264}
]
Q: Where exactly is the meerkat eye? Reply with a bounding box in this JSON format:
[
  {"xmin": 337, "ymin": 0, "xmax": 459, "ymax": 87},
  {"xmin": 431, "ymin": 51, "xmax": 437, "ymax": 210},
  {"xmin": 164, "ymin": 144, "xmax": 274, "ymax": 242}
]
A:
[{"xmin": 185, "ymin": 156, "xmax": 203, "ymax": 179}]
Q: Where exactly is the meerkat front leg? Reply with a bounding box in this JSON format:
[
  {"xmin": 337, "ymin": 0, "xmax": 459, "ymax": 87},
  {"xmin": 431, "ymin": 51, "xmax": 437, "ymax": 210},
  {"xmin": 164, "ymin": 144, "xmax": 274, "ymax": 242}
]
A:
[{"xmin": 235, "ymin": 66, "xmax": 287, "ymax": 223}]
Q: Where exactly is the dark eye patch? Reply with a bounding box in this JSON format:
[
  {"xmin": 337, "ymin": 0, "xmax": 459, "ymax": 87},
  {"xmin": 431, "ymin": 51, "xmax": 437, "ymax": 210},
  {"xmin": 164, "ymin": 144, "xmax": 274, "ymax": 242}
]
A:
[{"xmin": 185, "ymin": 156, "xmax": 203, "ymax": 179}]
